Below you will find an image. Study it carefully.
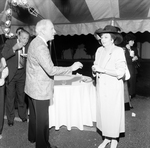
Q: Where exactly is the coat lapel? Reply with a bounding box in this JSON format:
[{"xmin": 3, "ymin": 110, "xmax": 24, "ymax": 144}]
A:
[{"xmin": 101, "ymin": 45, "xmax": 115, "ymax": 69}]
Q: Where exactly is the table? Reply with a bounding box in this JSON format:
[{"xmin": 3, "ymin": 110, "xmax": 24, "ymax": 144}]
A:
[{"xmin": 49, "ymin": 75, "xmax": 96, "ymax": 130}]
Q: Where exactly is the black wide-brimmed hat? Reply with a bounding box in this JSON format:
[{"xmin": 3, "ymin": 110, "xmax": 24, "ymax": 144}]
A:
[{"xmin": 94, "ymin": 25, "xmax": 123, "ymax": 45}]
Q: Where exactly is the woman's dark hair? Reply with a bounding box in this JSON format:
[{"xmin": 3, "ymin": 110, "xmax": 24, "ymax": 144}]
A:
[{"xmin": 124, "ymin": 33, "xmax": 136, "ymax": 44}]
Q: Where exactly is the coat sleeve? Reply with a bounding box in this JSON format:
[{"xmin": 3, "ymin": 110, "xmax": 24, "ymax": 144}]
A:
[{"xmin": 2, "ymin": 39, "xmax": 16, "ymax": 60}]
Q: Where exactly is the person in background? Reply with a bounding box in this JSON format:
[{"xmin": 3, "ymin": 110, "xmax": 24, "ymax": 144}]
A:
[
  {"xmin": 74, "ymin": 44, "xmax": 91, "ymax": 59},
  {"xmin": 0, "ymin": 53, "xmax": 9, "ymax": 139},
  {"xmin": 62, "ymin": 47, "xmax": 73, "ymax": 59},
  {"xmin": 92, "ymin": 25, "xmax": 126, "ymax": 148},
  {"xmin": 2, "ymin": 28, "xmax": 30, "ymax": 126},
  {"xmin": 25, "ymin": 19, "xmax": 83, "ymax": 148},
  {"xmin": 113, "ymin": 28, "xmax": 132, "ymax": 111},
  {"xmin": 123, "ymin": 33, "xmax": 138, "ymax": 100}
]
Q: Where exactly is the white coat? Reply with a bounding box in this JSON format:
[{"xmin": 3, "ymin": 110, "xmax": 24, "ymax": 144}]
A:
[{"xmin": 93, "ymin": 45, "xmax": 126, "ymax": 138}]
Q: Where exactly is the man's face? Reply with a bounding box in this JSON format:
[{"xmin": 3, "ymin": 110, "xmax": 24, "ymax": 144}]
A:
[
  {"xmin": 18, "ymin": 32, "xmax": 29, "ymax": 46},
  {"xmin": 45, "ymin": 22, "xmax": 56, "ymax": 41}
]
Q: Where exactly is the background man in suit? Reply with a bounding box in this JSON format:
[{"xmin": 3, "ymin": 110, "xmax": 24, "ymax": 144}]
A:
[
  {"xmin": 2, "ymin": 29, "xmax": 30, "ymax": 126},
  {"xmin": 25, "ymin": 19, "xmax": 83, "ymax": 148}
]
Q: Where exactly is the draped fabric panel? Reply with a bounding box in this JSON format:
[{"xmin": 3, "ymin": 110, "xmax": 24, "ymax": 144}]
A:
[{"xmin": 0, "ymin": 0, "xmax": 150, "ymax": 35}]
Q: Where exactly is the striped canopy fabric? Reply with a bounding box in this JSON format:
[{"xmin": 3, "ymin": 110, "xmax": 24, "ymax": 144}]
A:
[{"xmin": 0, "ymin": 0, "xmax": 150, "ymax": 35}]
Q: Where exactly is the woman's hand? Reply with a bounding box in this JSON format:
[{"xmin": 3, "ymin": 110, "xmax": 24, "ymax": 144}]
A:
[
  {"xmin": 92, "ymin": 65, "xmax": 105, "ymax": 73},
  {"xmin": 132, "ymin": 56, "xmax": 138, "ymax": 61}
]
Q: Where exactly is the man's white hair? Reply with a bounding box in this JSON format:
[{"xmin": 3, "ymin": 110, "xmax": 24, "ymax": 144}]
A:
[{"xmin": 35, "ymin": 19, "xmax": 52, "ymax": 35}]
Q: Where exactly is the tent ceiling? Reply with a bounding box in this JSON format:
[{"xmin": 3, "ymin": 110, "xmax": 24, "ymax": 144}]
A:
[{"xmin": 0, "ymin": 0, "xmax": 150, "ymax": 35}]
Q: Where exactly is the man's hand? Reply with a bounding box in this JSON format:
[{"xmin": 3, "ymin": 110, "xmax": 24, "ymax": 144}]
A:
[
  {"xmin": 71, "ymin": 62, "xmax": 83, "ymax": 71},
  {"xmin": 13, "ymin": 42, "xmax": 24, "ymax": 52}
]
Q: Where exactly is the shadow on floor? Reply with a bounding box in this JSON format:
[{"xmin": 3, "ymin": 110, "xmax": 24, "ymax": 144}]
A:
[{"xmin": 1, "ymin": 95, "xmax": 150, "ymax": 148}]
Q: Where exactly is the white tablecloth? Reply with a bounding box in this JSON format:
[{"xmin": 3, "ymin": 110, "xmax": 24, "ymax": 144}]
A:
[{"xmin": 49, "ymin": 75, "xmax": 96, "ymax": 130}]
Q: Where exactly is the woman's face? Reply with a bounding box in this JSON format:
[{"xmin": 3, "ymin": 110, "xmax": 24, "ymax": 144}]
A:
[
  {"xmin": 128, "ymin": 40, "xmax": 134, "ymax": 47},
  {"xmin": 100, "ymin": 33, "xmax": 113, "ymax": 47}
]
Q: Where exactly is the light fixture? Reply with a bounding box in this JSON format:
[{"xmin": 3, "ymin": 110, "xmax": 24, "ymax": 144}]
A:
[
  {"xmin": 5, "ymin": 33, "xmax": 9, "ymax": 38},
  {"xmin": 11, "ymin": 0, "xmax": 40, "ymax": 18},
  {"xmin": 4, "ymin": 0, "xmax": 39, "ymax": 38},
  {"xmin": 21, "ymin": 0, "xmax": 28, "ymax": 5},
  {"xmin": 5, "ymin": 20, "xmax": 11, "ymax": 27},
  {"xmin": 28, "ymin": 7, "xmax": 38, "ymax": 17},
  {"xmin": 11, "ymin": 0, "xmax": 28, "ymax": 7},
  {"xmin": 11, "ymin": 0, "xmax": 17, "ymax": 6},
  {"xmin": 4, "ymin": 28, "xmax": 10, "ymax": 34},
  {"xmin": 5, "ymin": 32, "xmax": 14, "ymax": 38},
  {"xmin": 9, "ymin": 32, "xmax": 14, "ymax": 37},
  {"xmin": 4, "ymin": 7, "xmax": 12, "ymax": 38},
  {"xmin": 5, "ymin": 8, "xmax": 12, "ymax": 16}
]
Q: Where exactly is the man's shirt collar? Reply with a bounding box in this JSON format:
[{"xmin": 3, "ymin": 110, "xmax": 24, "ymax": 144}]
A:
[{"xmin": 38, "ymin": 35, "xmax": 48, "ymax": 46}]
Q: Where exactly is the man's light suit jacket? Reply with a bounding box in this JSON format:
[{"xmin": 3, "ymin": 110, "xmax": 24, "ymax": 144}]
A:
[{"xmin": 25, "ymin": 36, "xmax": 72, "ymax": 101}]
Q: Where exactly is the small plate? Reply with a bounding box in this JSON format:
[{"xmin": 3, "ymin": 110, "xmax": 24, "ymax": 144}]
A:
[{"xmin": 81, "ymin": 76, "xmax": 92, "ymax": 83}]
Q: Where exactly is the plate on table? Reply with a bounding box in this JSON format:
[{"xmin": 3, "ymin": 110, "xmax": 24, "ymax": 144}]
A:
[{"xmin": 81, "ymin": 76, "xmax": 93, "ymax": 83}]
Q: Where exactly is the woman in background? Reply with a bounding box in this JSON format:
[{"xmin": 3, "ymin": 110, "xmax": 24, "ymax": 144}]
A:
[{"xmin": 123, "ymin": 33, "xmax": 138, "ymax": 100}]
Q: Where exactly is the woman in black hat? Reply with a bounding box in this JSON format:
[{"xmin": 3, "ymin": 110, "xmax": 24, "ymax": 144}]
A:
[{"xmin": 92, "ymin": 25, "xmax": 126, "ymax": 148}]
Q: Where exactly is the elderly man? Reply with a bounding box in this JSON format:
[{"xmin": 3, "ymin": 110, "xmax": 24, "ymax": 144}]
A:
[{"xmin": 25, "ymin": 19, "xmax": 83, "ymax": 148}]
